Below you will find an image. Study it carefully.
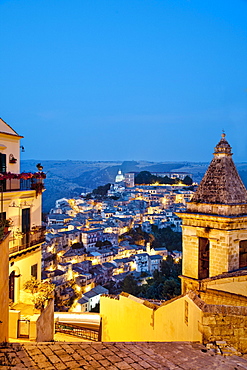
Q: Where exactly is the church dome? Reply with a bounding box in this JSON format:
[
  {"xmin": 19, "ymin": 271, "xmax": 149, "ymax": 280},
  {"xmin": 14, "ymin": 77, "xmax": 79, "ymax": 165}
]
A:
[{"xmin": 115, "ymin": 170, "xmax": 125, "ymax": 183}]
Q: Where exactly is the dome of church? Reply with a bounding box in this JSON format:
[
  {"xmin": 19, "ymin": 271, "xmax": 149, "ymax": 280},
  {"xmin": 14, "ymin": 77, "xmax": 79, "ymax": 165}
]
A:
[{"xmin": 115, "ymin": 170, "xmax": 125, "ymax": 183}]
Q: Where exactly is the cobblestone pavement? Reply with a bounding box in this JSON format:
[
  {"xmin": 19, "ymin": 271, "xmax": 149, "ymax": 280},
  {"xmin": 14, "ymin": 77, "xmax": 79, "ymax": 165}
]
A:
[{"xmin": 1, "ymin": 341, "xmax": 247, "ymax": 370}]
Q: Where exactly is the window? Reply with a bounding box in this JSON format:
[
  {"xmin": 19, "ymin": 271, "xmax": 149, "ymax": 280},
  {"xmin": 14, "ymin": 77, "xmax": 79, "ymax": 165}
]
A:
[
  {"xmin": 31, "ymin": 264, "xmax": 38, "ymax": 280},
  {"xmin": 0, "ymin": 153, "xmax": 6, "ymax": 173},
  {"xmin": 0, "ymin": 212, "xmax": 6, "ymax": 221},
  {"xmin": 239, "ymin": 240, "xmax": 247, "ymax": 268},
  {"xmin": 198, "ymin": 237, "xmax": 210, "ymax": 279},
  {"xmin": 0, "ymin": 153, "xmax": 6, "ymax": 190}
]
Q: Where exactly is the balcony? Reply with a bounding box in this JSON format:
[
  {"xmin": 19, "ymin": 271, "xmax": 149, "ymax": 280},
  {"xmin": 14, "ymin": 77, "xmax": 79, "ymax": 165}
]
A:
[
  {"xmin": 9, "ymin": 226, "xmax": 46, "ymax": 255},
  {"xmin": 0, "ymin": 172, "xmax": 46, "ymax": 194}
]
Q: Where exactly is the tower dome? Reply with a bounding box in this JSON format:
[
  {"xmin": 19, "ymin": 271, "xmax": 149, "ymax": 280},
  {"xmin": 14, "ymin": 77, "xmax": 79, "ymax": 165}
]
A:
[
  {"xmin": 189, "ymin": 133, "xmax": 247, "ymax": 213},
  {"xmin": 214, "ymin": 132, "xmax": 232, "ymax": 156}
]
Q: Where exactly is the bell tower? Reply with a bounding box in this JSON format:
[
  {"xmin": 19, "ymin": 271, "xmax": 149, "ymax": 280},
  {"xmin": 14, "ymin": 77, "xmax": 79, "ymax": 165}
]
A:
[{"xmin": 178, "ymin": 133, "xmax": 247, "ymax": 294}]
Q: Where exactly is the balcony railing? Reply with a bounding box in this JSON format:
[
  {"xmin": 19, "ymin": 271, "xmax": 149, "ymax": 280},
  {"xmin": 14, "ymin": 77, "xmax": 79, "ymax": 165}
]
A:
[
  {"xmin": 0, "ymin": 178, "xmax": 44, "ymax": 193},
  {"xmin": 0, "ymin": 171, "xmax": 46, "ymax": 194},
  {"xmin": 9, "ymin": 226, "xmax": 46, "ymax": 255}
]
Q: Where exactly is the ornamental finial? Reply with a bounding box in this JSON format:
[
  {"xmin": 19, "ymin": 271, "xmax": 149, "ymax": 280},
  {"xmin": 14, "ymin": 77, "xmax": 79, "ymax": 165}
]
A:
[{"xmin": 222, "ymin": 129, "xmax": 226, "ymax": 139}]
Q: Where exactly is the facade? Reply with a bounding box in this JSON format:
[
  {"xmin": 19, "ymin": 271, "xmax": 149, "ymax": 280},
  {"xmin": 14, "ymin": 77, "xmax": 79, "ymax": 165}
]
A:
[
  {"xmin": 81, "ymin": 228, "xmax": 102, "ymax": 251},
  {"xmin": 0, "ymin": 119, "xmax": 45, "ymax": 304},
  {"xmin": 0, "ymin": 118, "xmax": 50, "ymax": 341},
  {"xmin": 75, "ymin": 285, "xmax": 108, "ymax": 312}
]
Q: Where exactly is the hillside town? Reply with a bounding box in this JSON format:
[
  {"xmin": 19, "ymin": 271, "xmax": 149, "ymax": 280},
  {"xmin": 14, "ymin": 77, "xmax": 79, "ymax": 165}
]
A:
[
  {"xmin": 42, "ymin": 170, "xmax": 194, "ymax": 312},
  {"xmin": 2, "ymin": 118, "xmax": 247, "ymax": 360}
]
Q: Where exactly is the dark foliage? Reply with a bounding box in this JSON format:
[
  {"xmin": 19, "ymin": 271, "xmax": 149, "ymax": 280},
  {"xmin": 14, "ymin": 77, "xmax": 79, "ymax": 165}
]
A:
[
  {"xmin": 135, "ymin": 171, "xmax": 193, "ymax": 186},
  {"xmin": 95, "ymin": 240, "xmax": 112, "ymax": 249},
  {"xmin": 92, "ymin": 183, "xmax": 111, "ymax": 196},
  {"xmin": 151, "ymin": 225, "xmax": 182, "ymax": 251},
  {"xmin": 71, "ymin": 242, "xmax": 85, "ymax": 250},
  {"xmin": 120, "ymin": 274, "xmax": 140, "ymax": 296},
  {"xmin": 119, "ymin": 226, "xmax": 154, "ymax": 246},
  {"xmin": 90, "ymin": 303, "xmax": 100, "ymax": 313}
]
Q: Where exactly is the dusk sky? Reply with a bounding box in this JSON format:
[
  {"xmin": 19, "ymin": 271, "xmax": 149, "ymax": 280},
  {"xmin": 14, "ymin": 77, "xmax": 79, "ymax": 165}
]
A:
[{"xmin": 1, "ymin": 0, "xmax": 247, "ymax": 162}]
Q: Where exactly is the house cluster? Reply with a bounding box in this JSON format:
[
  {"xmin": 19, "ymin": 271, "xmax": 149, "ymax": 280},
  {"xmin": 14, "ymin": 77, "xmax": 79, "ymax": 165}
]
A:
[
  {"xmin": 42, "ymin": 171, "xmax": 191, "ymax": 312},
  {"xmin": 100, "ymin": 134, "xmax": 247, "ymax": 354}
]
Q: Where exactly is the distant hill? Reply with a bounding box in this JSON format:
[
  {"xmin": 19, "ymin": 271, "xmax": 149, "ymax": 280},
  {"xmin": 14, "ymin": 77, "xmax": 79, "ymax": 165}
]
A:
[{"xmin": 21, "ymin": 160, "xmax": 247, "ymax": 213}]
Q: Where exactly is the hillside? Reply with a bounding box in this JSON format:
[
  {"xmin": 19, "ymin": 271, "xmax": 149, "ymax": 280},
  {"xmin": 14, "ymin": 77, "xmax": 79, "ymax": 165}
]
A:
[{"xmin": 21, "ymin": 160, "xmax": 247, "ymax": 212}]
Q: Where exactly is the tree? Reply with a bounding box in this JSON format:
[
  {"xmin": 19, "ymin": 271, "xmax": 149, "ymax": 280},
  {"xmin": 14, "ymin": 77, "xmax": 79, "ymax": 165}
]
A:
[
  {"xmin": 71, "ymin": 242, "xmax": 84, "ymax": 250},
  {"xmin": 92, "ymin": 183, "xmax": 111, "ymax": 196},
  {"xmin": 182, "ymin": 175, "xmax": 193, "ymax": 185},
  {"xmin": 161, "ymin": 256, "xmax": 182, "ymax": 278},
  {"xmin": 96, "ymin": 240, "xmax": 112, "ymax": 249},
  {"xmin": 162, "ymin": 278, "xmax": 181, "ymax": 300},
  {"xmin": 135, "ymin": 171, "xmax": 153, "ymax": 185},
  {"xmin": 23, "ymin": 277, "xmax": 55, "ymax": 310},
  {"xmin": 151, "ymin": 225, "xmax": 182, "ymax": 251},
  {"xmin": 119, "ymin": 226, "xmax": 154, "ymax": 246},
  {"xmin": 121, "ymin": 274, "xmax": 140, "ymax": 296},
  {"xmin": 90, "ymin": 303, "xmax": 100, "ymax": 313}
]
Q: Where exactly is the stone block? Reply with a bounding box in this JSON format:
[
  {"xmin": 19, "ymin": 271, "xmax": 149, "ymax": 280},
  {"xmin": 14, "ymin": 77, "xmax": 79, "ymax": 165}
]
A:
[
  {"xmin": 212, "ymin": 327, "xmax": 221, "ymax": 336},
  {"xmin": 202, "ymin": 326, "xmax": 212, "ymax": 339},
  {"xmin": 220, "ymin": 327, "xmax": 234, "ymax": 336},
  {"xmin": 216, "ymin": 341, "xmax": 227, "ymax": 347},
  {"xmin": 202, "ymin": 316, "xmax": 216, "ymax": 326}
]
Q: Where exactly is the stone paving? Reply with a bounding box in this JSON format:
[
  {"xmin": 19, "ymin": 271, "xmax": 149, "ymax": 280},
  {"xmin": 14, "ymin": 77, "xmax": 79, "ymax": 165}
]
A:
[{"xmin": 1, "ymin": 341, "xmax": 247, "ymax": 370}]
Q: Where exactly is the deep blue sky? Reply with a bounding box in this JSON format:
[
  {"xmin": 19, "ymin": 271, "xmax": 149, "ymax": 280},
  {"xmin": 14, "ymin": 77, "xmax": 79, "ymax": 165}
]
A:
[{"xmin": 1, "ymin": 0, "xmax": 247, "ymax": 162}]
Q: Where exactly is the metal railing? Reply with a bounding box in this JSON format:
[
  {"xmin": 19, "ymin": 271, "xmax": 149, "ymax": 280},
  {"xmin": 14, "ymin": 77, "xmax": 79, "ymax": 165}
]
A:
[
  {"xmin": 0, "ymin": 178, "xmax": 44, "ymax": 192},
  {"xmin": 55, "ymin": 322, "xmax": 100, "ymax": 341},
  {"xmin": 9, "ymin": 226, "xmax": 46, "ymax": 255}
]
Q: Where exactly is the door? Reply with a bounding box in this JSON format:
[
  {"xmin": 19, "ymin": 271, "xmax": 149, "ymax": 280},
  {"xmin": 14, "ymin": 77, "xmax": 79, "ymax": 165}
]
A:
[{"xmin": 22, "ymin": 208, "xmax": 30, "ymax": 247}]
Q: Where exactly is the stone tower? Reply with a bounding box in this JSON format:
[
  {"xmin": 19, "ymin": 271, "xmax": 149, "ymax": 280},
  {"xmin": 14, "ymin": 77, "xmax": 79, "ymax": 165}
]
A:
[{"xmin": 179, "ymin": 133, "xmax": 247, "ymax": 294}]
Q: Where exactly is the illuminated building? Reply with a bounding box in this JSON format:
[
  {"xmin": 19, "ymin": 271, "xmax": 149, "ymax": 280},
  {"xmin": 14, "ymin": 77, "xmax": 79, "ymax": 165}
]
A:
[{"xmin": 0, "ymin": 118, "xmax": 52, "ymax": 341}]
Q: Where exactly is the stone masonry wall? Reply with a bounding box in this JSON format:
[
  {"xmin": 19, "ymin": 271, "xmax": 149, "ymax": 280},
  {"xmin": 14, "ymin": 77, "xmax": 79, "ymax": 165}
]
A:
[
  {"xmin": 188, "ymin": 291, "xmax": 247, "ymax": 353},
  {"xmin": 182, "ymin": 230, "xmax": 199, "ymax": 279},
  {"xmin": 180, "ymin": 213, "xmax": 247, "ymax": 282},
  {"xmin": 201, "ymin": 312, "xmax": 247, "ymax": 353}
]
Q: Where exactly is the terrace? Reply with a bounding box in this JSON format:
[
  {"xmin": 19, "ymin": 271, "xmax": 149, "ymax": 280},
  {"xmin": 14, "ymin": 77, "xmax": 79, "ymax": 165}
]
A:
[{"xmin": 9, "ymin": 226, "xmax": 46, "ymax": 255}]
